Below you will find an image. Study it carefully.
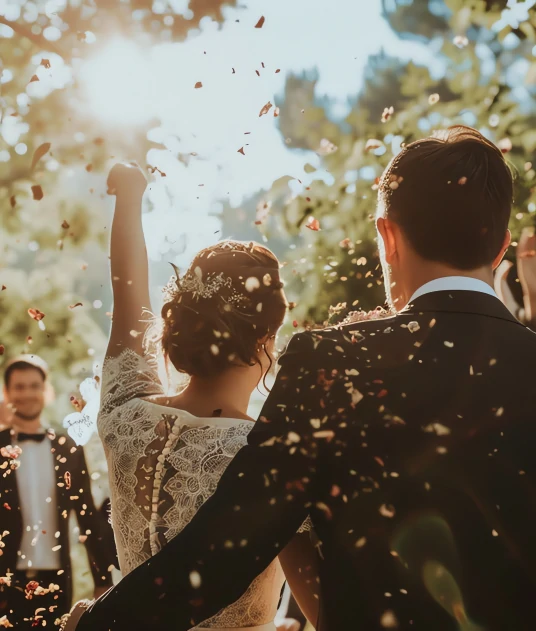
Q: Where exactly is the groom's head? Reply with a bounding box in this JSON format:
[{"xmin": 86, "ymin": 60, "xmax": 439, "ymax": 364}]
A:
[{"xmin": 376, "ymin": 125, "xmax": 513, "ymax": 310}]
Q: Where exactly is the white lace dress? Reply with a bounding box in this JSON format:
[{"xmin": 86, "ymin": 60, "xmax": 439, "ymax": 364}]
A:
[{"xmin": 98, "ymin": 349, "xmax": 285, "ymax": 631}]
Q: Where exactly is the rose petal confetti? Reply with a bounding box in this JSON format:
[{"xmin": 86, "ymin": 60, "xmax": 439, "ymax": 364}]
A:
[
  {"xmin": 28, "ymin": 309, "xmax": 45, "ymax": 321},
  {"xmin": 30, "ymin": 142, "xmax": 51, "ymax": 171},
  {"xmin": 194, "ymin": 81, "xmax": 203, "ymax": 89},
  {"xmin": 31, "ymin": 185, "xmax": 43, "ymax": 201},
  {"xmin": 365, "ymin": 138, "xmax": 383, "ymax": 152},
  {"xmin": 306, "ymin": 217, "xmax": 321, "ymax": 231},
  {"xmin": 381, "ymin": 106, "xmax": 394, "ymax": 123},
  {"xmin": 259, "ymin": 101, "xmax": 273, "ymax": 117},
  {"xmin": 254, "ymin": 16, "xmax": 265, "ymax": 28}
]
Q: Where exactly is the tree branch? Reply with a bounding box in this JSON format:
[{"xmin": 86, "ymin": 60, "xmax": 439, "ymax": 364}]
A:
[{"xmin": 0, "ymin": 16, "xmax": 65, "ymax": 57}]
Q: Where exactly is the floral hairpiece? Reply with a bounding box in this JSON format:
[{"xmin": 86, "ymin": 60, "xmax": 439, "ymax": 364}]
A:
[{"xmin": 163, "ymin": 265, "xmax": 250, "ymax": 308}]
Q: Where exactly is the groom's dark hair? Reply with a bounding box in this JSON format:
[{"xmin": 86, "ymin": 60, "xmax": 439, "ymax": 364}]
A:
[{"xmin": 379, "ymin": 125, "xmax": 514, "ymax": 269}]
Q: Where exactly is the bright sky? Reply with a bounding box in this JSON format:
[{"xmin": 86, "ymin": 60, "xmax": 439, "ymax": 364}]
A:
[{"xmin": 78, "ymin": 0, "xmax": 432, "ymax": 267}]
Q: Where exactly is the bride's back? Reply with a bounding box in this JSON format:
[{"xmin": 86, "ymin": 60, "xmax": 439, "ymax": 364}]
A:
[{"xmin": 98, "ymin": 240, "xmax": 288, "ymax": 629}]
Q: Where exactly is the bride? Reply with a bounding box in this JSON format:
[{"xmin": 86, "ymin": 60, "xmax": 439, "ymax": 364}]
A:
[{"xmin": 65, "ymin": 163, "xmax": 304, "ymax": 631}]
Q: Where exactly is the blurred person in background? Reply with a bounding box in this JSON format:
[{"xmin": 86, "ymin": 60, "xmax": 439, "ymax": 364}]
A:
[
  {"xmin": 495, "ymin": 225, "xmax": 536, "ymax": 329},
  {"xmin": 0, "ymin": 355, "xmax": 114, "ymax": 628}
]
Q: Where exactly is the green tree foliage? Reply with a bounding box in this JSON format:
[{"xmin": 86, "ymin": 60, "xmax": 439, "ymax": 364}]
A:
[
  {"xmin": 268, "ymin": 0, "xmax": 536, "ymax": 324},
  {"xmin": 0, "ymin": 0, "xmax": 236, "ymax": 417}
]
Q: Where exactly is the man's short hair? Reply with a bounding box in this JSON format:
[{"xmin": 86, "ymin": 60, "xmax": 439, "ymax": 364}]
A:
[
  {"xmin": 4, "ymin": 355, "xmax": 48, "ymax": 388},
  {"xmin": 378, "ymin": 125, "xmax": 514, "ymax": 269}
]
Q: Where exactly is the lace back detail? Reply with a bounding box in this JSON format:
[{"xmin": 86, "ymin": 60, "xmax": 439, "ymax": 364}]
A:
[{"xmin": 98, "ymin": 348, "xmax": 284, "ymax": 628}]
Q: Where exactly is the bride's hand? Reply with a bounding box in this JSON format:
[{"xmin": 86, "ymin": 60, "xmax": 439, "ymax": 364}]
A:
[{"xmin": 107, "ymin": 162, "xmax": 148, "ymax": 198}]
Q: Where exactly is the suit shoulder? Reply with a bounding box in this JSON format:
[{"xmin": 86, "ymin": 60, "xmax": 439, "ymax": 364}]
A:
[{"xmin": 283, "ymin": 328, "xmax": 348, "ymax": 356}]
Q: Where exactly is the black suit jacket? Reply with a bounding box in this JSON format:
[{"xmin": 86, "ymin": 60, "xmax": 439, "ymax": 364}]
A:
[
  {"xmin": 0, "ymin": 429, "xmax": 113, "ymax": 604},
  {"xmin": 79, "ymin": 291, "xmax": 536, "ymax": 630}
]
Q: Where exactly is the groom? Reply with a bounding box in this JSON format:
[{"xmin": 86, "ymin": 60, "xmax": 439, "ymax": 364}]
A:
[{"xmin": 77, "ymin": 126, "xmax": 536, "ymax": 630}]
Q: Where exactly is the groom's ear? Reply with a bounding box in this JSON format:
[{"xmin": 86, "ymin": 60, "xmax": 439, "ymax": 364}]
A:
[
  {"xmin": 492, "ymin": 229, "xmax": 512, "ymax": 270},
  {"xmin": 377, "ymin": 217, "xmax": 398, "ymax": 264}
]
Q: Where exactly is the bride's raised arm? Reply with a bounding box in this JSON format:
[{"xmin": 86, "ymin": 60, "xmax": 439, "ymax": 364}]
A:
[{"xmin": 105, "ymin": 162, "xmax": 151, "ymax": 359}]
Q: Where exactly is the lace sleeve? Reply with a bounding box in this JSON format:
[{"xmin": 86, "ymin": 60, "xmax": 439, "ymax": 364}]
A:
[{"xmin": 100, "ymin": 347, "xmax": 164, "ymax": 412}]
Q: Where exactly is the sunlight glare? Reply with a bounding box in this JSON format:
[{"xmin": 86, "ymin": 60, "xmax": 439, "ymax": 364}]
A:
[{"xmin": 80, "ymin": 40, "xmax": 154, "ymax": 125}]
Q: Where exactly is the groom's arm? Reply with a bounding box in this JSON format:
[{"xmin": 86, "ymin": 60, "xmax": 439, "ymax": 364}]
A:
[{"xmin": 78, "ymin": 332, "xmax": 336, "ymax": 631}]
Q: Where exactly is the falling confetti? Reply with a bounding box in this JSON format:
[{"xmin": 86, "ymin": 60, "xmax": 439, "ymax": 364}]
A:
[
  {"xmin": 258, "ymin": 101, "xmax": 273, "ymax": 117},
  {"xmin": 31, "ymin": 185, "xmax": 44, "ymax": 201},
  {"xmin": 365, "ymin": 138, "xmax": 383, "ymax": 151},
  {"xmin": 255, "ymin": 200, "xmax": 271, "ymax": 225},
  {"xmin": 317, "ymin": 138, "xmax": 338, "ymax": 155},
  {"xmin": 306, "ymin": 217, "xmax": 321, "ymax": 231},
  {"xmin": 28, "ymin": 308, "xmax": 45, "ymax": 321},
  {"xmin": 381, "ymin": 106, "xmax": 394, "ymax": 123},
  {"xmin": 30, "ymin": 142, "xmax": 51, "ymax": 170},
  {"xmin": 379, "ymin": 504, "xmax": 396, "ymax": 518},
  {"xmin": 194, "ymin": 81, "xmax": 203, "ymax": 89},
  {"xmin": 453, "ymin": 34, "xmax": 469, "ymax": 48},
  {"xmin": 498, "ymin": 138, "xmax": 512, "ymax": 154},
  {"xmin": 254, "ymin": 16, "xmax": 265, "ymax": 28}
]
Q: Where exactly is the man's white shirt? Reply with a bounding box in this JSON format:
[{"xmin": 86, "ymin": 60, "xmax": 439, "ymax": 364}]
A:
[
  {"xmin": 16, "ymin": 436, "xmax": 61, "ymax": 570},
  {"xmin": 409, "ymin": 276, "xmax": 498, "ymax": 303}
]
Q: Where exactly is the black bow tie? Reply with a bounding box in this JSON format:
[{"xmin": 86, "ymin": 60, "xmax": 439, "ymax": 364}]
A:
[{"xmin": 17, "ymin": 433, "xmax": 46, "ymax": 443}]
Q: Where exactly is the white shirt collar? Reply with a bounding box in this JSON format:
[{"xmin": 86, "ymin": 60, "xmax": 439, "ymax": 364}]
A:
[{"xmin": 409, "ymin": 276, "xmax": 498, "ymax": 303}]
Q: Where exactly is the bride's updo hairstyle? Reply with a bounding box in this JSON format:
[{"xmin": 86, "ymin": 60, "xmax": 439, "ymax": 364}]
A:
[{"xmin": 161, "ymin": 240, "xmax": 287, "ymax": 379}]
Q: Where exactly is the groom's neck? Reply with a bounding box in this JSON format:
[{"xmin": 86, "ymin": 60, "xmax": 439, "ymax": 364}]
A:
[{"xmin": 396, "ymin": 261, "xmax": 494, "ymax": 310}]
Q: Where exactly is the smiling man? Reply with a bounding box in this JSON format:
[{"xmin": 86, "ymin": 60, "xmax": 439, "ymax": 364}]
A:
[{"xmin": 0, "ymin": 355, "xmax": 114, "ymax": 628}]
